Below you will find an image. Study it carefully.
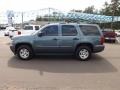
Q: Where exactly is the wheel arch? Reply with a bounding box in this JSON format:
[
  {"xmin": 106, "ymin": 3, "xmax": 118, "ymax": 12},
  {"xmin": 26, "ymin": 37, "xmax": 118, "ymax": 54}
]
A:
[
  {"xmin": 75, "ymin": 43, "xmax": 94, "ymax": 52},
  {"xmin": 15, "ymin": 43, "xmax": 33, "ymax": 54}
]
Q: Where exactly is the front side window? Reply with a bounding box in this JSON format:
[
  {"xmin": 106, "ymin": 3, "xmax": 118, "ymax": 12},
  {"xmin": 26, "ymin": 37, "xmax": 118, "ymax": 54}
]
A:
[
  {"xmin": 42, "ymin": 25, "xmax": 58, "ymax": 36},
  {"xmin": 62, "ymin": 25, "xmax": 77, "ymax": 36},
  {"xmin": 79, "ymin": 25, "xmax": 100, "ymax": 36}
]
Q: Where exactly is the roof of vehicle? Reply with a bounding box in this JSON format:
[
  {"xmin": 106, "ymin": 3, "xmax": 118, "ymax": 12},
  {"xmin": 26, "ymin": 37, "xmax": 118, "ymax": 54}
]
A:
[
  {"xmin": 24, "ymin": 25, "xmax": 41, "ymax": 27},
  {"xmin": 47, "ymin": 23, "xmax": 98, "ymax": 26},
  {"xmin": 6, "ymin": 26, "xmax": 16, "ymax": 30}
]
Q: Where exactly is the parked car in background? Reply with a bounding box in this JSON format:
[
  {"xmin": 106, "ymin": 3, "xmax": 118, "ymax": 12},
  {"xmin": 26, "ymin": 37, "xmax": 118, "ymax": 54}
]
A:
[
  {"xmin": 10, "ymin": 23, "xmax": 105, "ymax": 61},
  {"xmin": 19, "ymin": 25, "xmax": 41, "ymax": 35},
  {"xmin": 115, "ymin": 30, "xmax": 120, "ymax": 37},
  {"xmin": 102, "ymin": 29, "xmax": 116, "ymax": 43},
  {"xmin": 4, "ymin": 26, "xmax": 16, "ymax": 36},
  {"xmin": 9, "ymin": 28, "xmax": 18, "ymax": 38},
  {"xmin": 9, "ymin": 25, "xmax": 41, "ymax": 38},
  {"xmin": 0, "ymin": 26, "xmax": 6, "ymax": 31}
]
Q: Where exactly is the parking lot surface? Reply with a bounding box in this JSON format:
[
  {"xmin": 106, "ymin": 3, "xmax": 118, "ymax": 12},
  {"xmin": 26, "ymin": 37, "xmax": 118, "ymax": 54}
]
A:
[
  {"xmin": 0, "ymin": 37, "xmax": 120, "ymax": 90},
  {"xmin": 0, "ymin": 31, "xmax": 4, "ymax": 37}
]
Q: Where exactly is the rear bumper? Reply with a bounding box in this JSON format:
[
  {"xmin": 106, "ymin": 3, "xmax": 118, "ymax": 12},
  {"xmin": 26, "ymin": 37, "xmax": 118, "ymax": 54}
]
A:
[
  {"xmin": 105, "ymin": 37, "xmax": 116, "ymax": 41},
  {"xmin": 93, "ymin": 45, "xmax": 105, "ymax": 53}
]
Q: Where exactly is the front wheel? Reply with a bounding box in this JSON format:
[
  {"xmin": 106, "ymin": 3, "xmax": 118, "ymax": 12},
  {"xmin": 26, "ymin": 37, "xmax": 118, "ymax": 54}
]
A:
[
  {"xmin": 75, "ymin": 46, "xmax": 92, "ymax": 61},
  {"xmin": 16, "ymin": 45, "xmax": 33, "ymax": 60}
]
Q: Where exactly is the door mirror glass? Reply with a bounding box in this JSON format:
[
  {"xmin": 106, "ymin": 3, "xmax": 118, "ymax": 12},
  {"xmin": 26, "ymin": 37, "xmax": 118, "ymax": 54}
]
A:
[{"xmin": 37, "ymin": 32, "xmax": 44, "ymax": 37}]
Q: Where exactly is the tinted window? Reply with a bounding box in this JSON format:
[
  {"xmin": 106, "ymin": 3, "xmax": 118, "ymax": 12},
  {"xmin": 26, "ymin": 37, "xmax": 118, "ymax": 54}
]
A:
[
  {"xmin": 35, "ymin": 26, "xmax": 39, "ymax": 30},
  {"xmin": 42, "ymin": 25, "xmax": 58, "ymax": 36},
  {"xmin": 24, "ymin": 26, "xmax": 33, "ymax": 30},
  {"xmin": 62, "ymin": 25, "xmax": 77, "ymax": 36},
  {"xmin": 79, "ymin": 25, "xmax": 100, "ymax": 36}
]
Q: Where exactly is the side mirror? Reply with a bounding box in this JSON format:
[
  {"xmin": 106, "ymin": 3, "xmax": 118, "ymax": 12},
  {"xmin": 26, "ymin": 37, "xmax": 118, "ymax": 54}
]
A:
[{"xmin": 37, "ymin": 32, "xmax": 44, "ymax": 37}]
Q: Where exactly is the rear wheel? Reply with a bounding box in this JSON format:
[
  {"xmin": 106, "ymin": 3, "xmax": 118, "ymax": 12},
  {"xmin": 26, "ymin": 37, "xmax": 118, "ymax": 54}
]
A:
[
  {"xmin": 16, "ymin": 45, "xmax": 33, "ymax": 60},
  {"xmin": 75, "ymin": 46, "xmax": 92, "ymax": 61}
]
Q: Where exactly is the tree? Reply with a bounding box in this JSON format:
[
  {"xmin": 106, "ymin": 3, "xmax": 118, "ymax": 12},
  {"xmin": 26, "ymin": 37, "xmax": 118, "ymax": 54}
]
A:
[
  {"xmin": 100, "ymin": 2, "xmax": 112, "ymax": 15},
  {"xmin": 83, "ymin": 6, "xmax": 95, "ymax": 14},
  {"xmin": 99, "ymin": 0, "xmax": 120, "ymax": 29},
  {"xmin": 111, "ymin": 0, "xmax": 120, "ymax": 16},
  {"xmin": 71, "ymin": 9, "xmax": 82, "ymax": 13},
  {"xmin": 36, "ymin": 16, "xmax": 42, "ymax": 21}
]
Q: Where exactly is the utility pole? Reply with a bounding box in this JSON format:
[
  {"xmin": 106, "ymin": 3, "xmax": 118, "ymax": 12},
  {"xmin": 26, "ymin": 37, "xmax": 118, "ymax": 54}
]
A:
[
  {"xmin": 111, "ymin": 5, "xmax": 115, "ymax": 31},
  {"xmin": 111, "ymin": 10, "xmax": 115, "ymax": 31},
  {"xmin": 48, "ymin": 8, "xmax": 50, "ymax": 23},
  {"xmin": 21, "ymin": 12, "xmax": 23, "ymax": 29}
]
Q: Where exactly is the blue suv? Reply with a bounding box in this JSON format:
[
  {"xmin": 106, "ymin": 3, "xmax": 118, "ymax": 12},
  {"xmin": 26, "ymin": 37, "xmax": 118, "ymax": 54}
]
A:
[{"xmin": 10, "ymin": 23, "xmax": 105, "ymax": 61}]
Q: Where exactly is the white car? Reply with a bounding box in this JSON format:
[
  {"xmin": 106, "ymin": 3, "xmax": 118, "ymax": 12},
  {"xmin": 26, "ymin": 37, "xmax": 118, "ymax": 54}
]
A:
[
  {"xmin": 10, "ymin": 25, "xmax": 41, "ymax": 38},
  {"xmin": 4, "ymin": 26, "xmax": 16, "ymax": 36},
  {"xmin": 115, "ymin": 30, "xmax": 120, "ymax": 37},
  {"xmin": 19, "ymin": 25, "xmax": 41, "ymax": 35}
]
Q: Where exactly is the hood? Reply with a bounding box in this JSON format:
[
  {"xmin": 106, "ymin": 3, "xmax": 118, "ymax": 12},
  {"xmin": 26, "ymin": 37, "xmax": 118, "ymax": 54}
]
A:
[{"xmin": 12, "ymin": 34, "xmax": 33, "ymax": 41}]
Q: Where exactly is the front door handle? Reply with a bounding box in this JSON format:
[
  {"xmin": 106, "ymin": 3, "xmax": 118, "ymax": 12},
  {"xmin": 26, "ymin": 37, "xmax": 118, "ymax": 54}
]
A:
[
  {"xmin": 73, "ymin": 38, "xmax": 79, "ymax": 40},
  {"xmin": 53, "ymin": 38, "xmax": 58, "ymax": 40}
]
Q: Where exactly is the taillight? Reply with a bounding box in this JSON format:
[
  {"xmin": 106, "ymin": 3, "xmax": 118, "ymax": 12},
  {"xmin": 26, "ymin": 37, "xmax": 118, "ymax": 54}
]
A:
[
  {"xmin": 18, "ymin": 31, "xmax": 21, "ymax": 35},
  {"xmin": 100, "ymin": 36, "xmax": 105, "ymax": 45}
]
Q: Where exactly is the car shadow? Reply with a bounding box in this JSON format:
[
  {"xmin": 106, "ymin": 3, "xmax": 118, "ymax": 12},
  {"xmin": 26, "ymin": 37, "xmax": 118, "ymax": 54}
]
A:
[{"xmin": 8, "ymin": 54, "xmax": 117, "ymax": 75}]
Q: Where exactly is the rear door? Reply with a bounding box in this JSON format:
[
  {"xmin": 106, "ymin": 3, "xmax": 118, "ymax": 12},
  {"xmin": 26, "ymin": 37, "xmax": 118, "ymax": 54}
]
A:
[{"xmin": 59, "ymin": 25, "xmax": 79, "ymax": 53}]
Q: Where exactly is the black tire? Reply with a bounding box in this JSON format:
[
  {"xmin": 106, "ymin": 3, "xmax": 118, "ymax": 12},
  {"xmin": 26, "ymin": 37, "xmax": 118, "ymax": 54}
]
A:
[
  {"xmin": 112, "ymin": 40, "xmax": 116, "ymax": 43},
  {"xmin": 4, "ymin": 34, "xmax": 8, "ymax": 36},
  {"xmin": 75, "ymin": 46, "xmax": 92, "ymax": 61},
  {"xmin": 16, "ymin": 45, "xmax": 33, "ymax": 60}
]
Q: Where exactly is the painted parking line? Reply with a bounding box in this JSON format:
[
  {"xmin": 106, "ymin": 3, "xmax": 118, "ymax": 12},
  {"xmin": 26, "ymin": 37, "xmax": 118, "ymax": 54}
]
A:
[{"xmin": 116, "ymin": 37, "xmax": 120, "ymax": 43}]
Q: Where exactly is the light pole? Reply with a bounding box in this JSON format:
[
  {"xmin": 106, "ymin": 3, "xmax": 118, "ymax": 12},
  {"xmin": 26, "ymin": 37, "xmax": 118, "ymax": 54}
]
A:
[
  {"xmin": 21, "ymin": 12, "xmax": 24, "ymax": 29},
  {"xmin": 111, "ymin": 6, "xmax": 115, "ymax": 31}
]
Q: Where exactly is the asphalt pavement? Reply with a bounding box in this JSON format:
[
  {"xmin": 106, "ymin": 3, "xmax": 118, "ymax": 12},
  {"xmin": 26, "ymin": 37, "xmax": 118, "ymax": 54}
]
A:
[
  {"xmin": 0, "ymin": 30, "xmax": 4, "ymax": 37},
  {"xmin": 0, "ymin": 37, "xmax": 120, "ymax": 90}
]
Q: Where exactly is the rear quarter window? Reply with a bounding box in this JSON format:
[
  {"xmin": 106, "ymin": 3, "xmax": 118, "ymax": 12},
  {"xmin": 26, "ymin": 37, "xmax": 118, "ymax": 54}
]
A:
[{"xmin": 79, "ymin": 25, "xmax": 101, "ymax": 36}]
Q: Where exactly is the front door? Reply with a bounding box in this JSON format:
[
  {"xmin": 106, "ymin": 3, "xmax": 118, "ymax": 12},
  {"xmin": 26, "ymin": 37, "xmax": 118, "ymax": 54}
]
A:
[{"xmin": 34, "ymin": 25, "xmax": 59, "ymax": 53}]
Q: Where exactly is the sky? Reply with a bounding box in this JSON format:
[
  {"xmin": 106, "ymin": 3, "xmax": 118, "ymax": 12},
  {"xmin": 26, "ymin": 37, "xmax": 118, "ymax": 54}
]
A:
[
  {"xmin": 0, "ymin": 0, "xmax": 111, "ymax": 12},
  {"xmin": 0, "ymin": 0, "xmax": 111, "ymax": 24}
]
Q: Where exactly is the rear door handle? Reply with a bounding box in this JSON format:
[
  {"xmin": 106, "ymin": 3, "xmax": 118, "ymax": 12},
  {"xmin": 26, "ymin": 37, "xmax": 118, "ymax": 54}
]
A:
[
  {"xmin": 73, "ymin": 38, "xmax": 79, "ymax": 40},
  {"xmin": 53, "ymin": 38, "xmax": 58, "ymax": 40}
]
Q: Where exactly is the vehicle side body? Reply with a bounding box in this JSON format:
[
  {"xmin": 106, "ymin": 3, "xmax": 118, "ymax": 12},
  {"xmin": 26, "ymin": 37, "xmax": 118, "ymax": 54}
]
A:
[{"xmin": 10, "ymin": 23, "xmax": 105, "ymax": 60}]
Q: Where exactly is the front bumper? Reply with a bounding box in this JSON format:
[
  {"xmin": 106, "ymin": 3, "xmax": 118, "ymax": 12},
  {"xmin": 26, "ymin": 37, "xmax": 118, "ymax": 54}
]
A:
[
  {"xmin": 10, "ymin": 45, "xmax": 15, "ymax": 54},
  {"xmin": 93, "ymin": 45, "xmax": 105, "ymax": 53}
]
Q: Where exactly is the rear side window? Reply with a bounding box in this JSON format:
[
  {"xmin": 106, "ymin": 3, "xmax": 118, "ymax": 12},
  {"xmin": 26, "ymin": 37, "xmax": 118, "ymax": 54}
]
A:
[
  {"xmin": 35, "ymin": 26, "xmax": 39, "ymax": 30},
  {"xmin": 79, "ymin": 25, "xmax": 100, "ymax": 36},
  {"xmin": 62, "ymin": 25, "xmax": 77, "ymax": 36}
]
